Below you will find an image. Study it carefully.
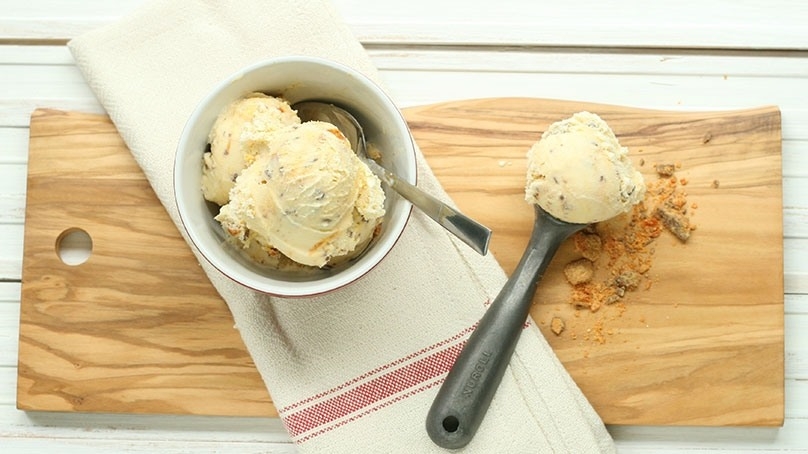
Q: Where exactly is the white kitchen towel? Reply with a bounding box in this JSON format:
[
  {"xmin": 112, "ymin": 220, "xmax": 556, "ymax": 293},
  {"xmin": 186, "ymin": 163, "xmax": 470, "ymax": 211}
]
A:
[{"xmin": 68, "ymin": 0, "xmax": 615, "ymax": 452}]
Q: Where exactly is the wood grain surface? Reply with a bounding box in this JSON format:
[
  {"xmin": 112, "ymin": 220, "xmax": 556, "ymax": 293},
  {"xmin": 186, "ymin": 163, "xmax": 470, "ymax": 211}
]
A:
[
  {"xmin": 17, "ymin": 99, "xmax": 784, "ymax": 426},
  {"xmin": 18, "ymin": 110, "xmax": 275, "ymax": 417}
]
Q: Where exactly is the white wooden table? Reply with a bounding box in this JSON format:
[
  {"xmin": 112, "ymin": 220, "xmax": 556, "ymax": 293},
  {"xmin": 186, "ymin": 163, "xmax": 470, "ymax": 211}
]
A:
[{"xmin": 2, "ymin": 1, "xmax": 807, "ymax": 452}]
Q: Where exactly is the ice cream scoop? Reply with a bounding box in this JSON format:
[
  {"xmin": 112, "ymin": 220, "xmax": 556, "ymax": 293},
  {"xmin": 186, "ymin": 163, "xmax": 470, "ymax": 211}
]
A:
[
  {"xmin": 427, "ymin": 112, "xmax": 645, "ymax": 449},
  {"xmin": 293, "ymin": 101, "xmax": 492, "ymax": 256},
  {"xmin": 426, "ymin": 206, "xmax": 585, "ymax": 449}
]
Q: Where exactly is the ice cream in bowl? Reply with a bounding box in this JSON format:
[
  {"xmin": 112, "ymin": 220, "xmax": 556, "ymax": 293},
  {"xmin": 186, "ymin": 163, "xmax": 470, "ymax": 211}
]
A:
[{"xmin": 174, "ymin": 57, "xmax": 416, "ymax": 297}]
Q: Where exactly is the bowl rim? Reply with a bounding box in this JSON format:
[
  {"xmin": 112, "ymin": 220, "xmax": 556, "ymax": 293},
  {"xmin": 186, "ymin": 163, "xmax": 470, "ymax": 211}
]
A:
[{"xmin": 174, "ymin": 55, "xmax": 416, "ymax": 297}]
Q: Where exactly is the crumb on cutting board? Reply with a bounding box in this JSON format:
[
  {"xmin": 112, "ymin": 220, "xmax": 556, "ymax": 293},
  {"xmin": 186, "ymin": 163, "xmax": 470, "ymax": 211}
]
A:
[
  {"xmin": 654, "ymin": 204, "xmax": 692, "ymax": 242},
  {"xmin": 550, "ymin": 317, "xmax": 565, "ymax": 335},
  {"xmin": 655, "ymin": 163, "xmax": 676, "ymax": 177},
  {"xmin": 564, "ymin": 258, "xmax": 594, "ymax": 285},
  {"xmin": 574, "ymin": 232, "xmax": 603, "ymax": 261},
  {"xmin": 614, "ymin": 270, "xmax": 641, "ymax": 291}
]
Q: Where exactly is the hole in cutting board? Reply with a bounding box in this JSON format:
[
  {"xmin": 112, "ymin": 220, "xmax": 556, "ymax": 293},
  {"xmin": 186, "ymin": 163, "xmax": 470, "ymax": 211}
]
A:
[{"xmin": 56, "ymin": 228, "xmax": 93, "ymax": 266}]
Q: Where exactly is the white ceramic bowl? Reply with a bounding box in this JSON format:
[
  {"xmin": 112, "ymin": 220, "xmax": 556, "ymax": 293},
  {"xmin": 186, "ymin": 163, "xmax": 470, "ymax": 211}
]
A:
[{"xmin": 174, "ymin": 56, "xmax": 415, "ymax": 297}]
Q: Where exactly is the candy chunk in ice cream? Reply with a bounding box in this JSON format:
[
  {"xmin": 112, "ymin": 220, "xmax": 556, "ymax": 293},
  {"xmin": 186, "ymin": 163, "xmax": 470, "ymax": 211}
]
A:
[
  {"xmin": 201, "ymin": 92, "xmax": 300, "ymax": 205},
  {"xmin": 525, "ymin": 111, "xmax": 645, "ymax": 224},
  {"xmin": 215, "ymin": 121, "xmax": 385, "ymax": 268}
]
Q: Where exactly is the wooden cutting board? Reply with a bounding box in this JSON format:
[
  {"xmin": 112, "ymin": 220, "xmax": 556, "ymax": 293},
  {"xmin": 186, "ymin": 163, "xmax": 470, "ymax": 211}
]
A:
[{"xmin": 18, "ymin": 99, "xmax": 784, "ymax": 426}]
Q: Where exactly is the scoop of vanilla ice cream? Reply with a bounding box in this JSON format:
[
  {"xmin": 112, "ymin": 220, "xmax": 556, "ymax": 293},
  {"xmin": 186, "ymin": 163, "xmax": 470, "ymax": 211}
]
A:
[
  {"xmin": 201, "ymin": 92, "xmax": 300, "ymax": 205},
  {"xmin": 525, "ymin": 111, "xmax": 645, "ymax": 224},
  {"xmin": 216, "ymin": 121, "xmax": 385, "ymax": 268}
]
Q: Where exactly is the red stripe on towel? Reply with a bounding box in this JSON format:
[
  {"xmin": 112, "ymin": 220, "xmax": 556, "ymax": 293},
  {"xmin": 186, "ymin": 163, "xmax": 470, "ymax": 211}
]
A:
[
  {"xmin": 280, "ymin": 323, "xmax": 477, "ymax": 442},
  {"xmin": 278, "ymin": 323, "xmax": 476, "ymax": 414},
  {"xmin": 296, "ymin": 377, "xmax": 445, "ymax": 444}
]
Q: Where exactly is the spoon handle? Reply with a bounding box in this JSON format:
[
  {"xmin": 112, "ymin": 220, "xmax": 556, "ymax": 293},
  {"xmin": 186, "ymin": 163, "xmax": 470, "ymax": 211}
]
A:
[
  {"xmin": 365, "ymin": 159, "xmax": 492, "ymax": 255},
  {"xmin": 425, "ymin": 209, "xmax": 583, "ymax": 449}
]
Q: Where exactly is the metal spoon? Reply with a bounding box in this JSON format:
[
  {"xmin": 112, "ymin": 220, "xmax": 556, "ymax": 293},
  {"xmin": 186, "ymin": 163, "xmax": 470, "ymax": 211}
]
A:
[
  {"xmin": 293, "ymin": 101, "xmax": 492, "ymax": 256},
  {"xmin": 426, "ymin": 205, "xmax": 587, "ymax": 449}
]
